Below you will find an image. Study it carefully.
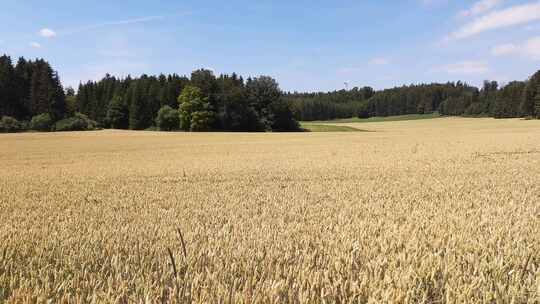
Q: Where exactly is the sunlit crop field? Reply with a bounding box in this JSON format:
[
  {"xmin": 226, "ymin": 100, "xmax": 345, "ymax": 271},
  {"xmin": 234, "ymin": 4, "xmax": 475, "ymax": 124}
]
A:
[{"xmin": 1, "ymin": 117, "xmax": 539, "ymax": 303}]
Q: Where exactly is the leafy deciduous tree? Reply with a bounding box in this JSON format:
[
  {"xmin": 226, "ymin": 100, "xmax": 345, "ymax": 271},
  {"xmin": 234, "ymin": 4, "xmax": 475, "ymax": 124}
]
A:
[
  {"xmin": 178, "ymin": 85, "xmax": 215, "ymax": 131},
  {"xmin": 155, "ymin": 105, "xmax": 180, "ymax": 131}
]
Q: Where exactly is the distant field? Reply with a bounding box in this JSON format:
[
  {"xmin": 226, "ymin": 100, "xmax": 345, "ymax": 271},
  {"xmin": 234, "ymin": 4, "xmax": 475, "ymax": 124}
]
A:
[
  {"xmin": 306, "ymin": 112, "xmax": 441, "ymax": 124},
  {"xmin": 300, "ymin": 123, "xmax": 366, "ymax": 132},
  {"xmin": 1, "ymin": 117, "xmax": 539, "ymax": 303}
]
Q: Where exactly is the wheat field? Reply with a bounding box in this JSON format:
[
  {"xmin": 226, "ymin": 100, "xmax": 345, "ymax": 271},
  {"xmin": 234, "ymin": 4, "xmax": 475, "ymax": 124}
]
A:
[{"xmin": 1, "ymin": 117, "xmax": 539, "ymax": 303}]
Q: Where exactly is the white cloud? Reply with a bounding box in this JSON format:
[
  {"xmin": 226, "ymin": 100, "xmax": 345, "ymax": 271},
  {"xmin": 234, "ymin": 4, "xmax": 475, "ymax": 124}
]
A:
[
  {"xmin": 30, "ymin": 42, "xmax": 42, "ymax": 48},
  {"xmin": 92, "ymin": 16, "xmax": 164, "ymax": 27},
  {"xmin": 459, "ymin": 0, "xmax": 503, "ymax": 17},
  {"xmin": 369, "ymin": 58, "xmax": 390, "ymax": 65},
  {"xmin": 491, "ymin": 43, "xmax": 517, "ymax": 56},
  {"xmin": 39, "ymin": 28, "xmax": 57, "ymax": 38},
  {"xmin": 491, "ymin": 36, "xmax": 540, "ymax": 60},
  {"xmin": 440, "ymin": 61, "xmax": 489, "ymax": 74},
  {"xmin": 62, "ymin": 16, "xmax": 164, "ymax": 35},
  {"xmin": 449, "ymin": 2, "xmax": 540, "ymax": 40}
]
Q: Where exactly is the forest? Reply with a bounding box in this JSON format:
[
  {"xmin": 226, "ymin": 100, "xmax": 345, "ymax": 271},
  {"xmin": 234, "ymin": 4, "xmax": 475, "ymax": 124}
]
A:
[
  {"xmin": 287, "ymin": 74, "xmax": 540, "ymax": 121},
  {"xmin": 0, "ymin": 55, "xmax": 299, "ymax": 132},
  {"xmin": 1, "ymin": 54, "xmax": 539, "ymax": 133}
]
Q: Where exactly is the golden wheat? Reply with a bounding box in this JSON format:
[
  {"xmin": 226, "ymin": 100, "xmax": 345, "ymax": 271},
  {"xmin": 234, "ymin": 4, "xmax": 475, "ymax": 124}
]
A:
[{"xmin": 0, "ymin": 117, "xmax": 539, "ymax": 303}]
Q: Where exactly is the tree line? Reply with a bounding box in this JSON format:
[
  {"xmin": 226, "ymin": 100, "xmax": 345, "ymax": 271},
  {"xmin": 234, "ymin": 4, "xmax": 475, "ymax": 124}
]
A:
[
  {"xmin": 0, "ymin": 55, "xmax": 299, "ymax": 132},
  {"xmin": 1, "ymin": 54, "xmax": 539, "ymax": 133},
  {"xmin": 284, "ymin": 87, "xmax": 375, "ymax": 121},
  {"xmin": 77, "ymin": 70, "xmax": 299, "ymax": 131},
  {"xmin": 287, "ymin": 70, "xmax": 540, "ymax": 121},
  {"xmin": 0, "ymin": 55, "xmax": 68, "ymax": 130}
]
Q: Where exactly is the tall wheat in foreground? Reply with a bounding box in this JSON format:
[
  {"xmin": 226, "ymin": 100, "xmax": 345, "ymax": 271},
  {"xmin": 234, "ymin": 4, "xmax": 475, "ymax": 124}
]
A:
[{"xmin": 0, "ymin": 117, "xmax": 539, "ymax": 303}]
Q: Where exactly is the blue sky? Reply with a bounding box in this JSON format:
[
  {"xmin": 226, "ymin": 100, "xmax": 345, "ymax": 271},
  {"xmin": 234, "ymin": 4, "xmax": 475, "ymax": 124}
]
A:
[{"xmin": 1, "ymin": 0, "xmax": 539, "ymax": 91}]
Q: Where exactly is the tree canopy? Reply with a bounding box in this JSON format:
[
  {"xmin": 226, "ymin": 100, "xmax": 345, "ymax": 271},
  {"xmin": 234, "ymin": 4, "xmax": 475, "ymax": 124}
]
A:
[
  {"xmin": 287, "ymin": 75, "xmax": 540, "ymax": 121},
  {"xmin": 1, "ymin": 53, "xmax": 539, "ymax": 134},
  {"xmin": 0, "ymin": 55, "xmax": 65, "ymax": 121},
  {"xmin": 75, "ymin": 69, "xmax": 299, "ymax": 132}
]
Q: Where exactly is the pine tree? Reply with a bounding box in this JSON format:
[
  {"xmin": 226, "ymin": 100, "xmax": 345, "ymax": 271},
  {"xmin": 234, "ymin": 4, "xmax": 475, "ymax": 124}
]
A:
[
  {"xmin": 129, "ymin": 82, "xmax": 144, "ymax": 130},
  {"xmin": 492, "ymin": 96, "xmax": 505, "ymax": 118},
  {"xmin": 49, "ymin": 71, "xmax": 66, "ymax": 120},
  {"xmin": 14, "ymin": 57, "xmax": 33, "ymax": 118},
  {"xmin": 534, "ymin": 84, "xmax": 540, "ymax": 118},
  {"xmin": 87, "ymin": 82, "xmax": 98, "ymax": 120},
  {"xmin": 107, "ymin": 95, "xmax": 128, "ymax": 129},
  {"xmin": 0, "ymin": 55, "xmax": 16, "ymax": 117},
  {"xmin": 147, "ymin": 81, "xmax": 161, "ymax": 122},
  {"xmin": 77, "ymin": 84, "xmax": 88, "ymax": 115},
  {"xmin": 65, "ymin": 87, "xmax": 77, "ymax": 116},
  {"xmin": 521, "ymin": 71, "xmax": 540, "ymax": 117},
  {"xmin": 30, "ymin": 62, "xmax": 51, "ymax": 116},
  {"xmin": 520, "ymin": 83, "xmax": 535, "ymax": 117}
]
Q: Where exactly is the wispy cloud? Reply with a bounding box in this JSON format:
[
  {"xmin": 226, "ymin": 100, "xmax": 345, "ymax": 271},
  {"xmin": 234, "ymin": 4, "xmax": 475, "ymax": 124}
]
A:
[
  {"xmin": 439, "ymin": 61, "xmax": 489, "ymax": 74},
  {"xmin": 422, "ymin": 0, "xmax": 447, "ymax": 6},
  {"xmin": 338, "ymin": 67, "xmax": 361, "ymax": 74},
  {"xmin": 338, "ymin": 58, "xmax": 390, "ymax": 73},
  {"xmin": 30, "ymin": 42, "xmax": 42, "ymax": 48},
  {"xmin": 64, "ymin": 61, "xmax": 150, "ymax": 88},
  {"xmin": 524, "ymin": 23, "xmax": 540, "ymax": 31},
  {"xmin": 491, "ymin": 36, "xmax": 540, "ymax": 60},
  {"xmin": 491, "ymin": 44, "xmax": 517, "ymax": 56},
  {"xmin": 369, "ymin": 57, "xmax": 390, "ymax": 65},
  {"xmin": 458, "ymin": 0, "xmax": 503, "ymax": 17},
  {"xmin": 39, "ymin": 28, "xmax": 57, "ymax": 38},
  {"xmin": 60, "ymin": 16, "xmax": 165, "ymax": 36},
  {"xmin": 449, "ymin": 1, "xmax": 540, "ymax": 40}
]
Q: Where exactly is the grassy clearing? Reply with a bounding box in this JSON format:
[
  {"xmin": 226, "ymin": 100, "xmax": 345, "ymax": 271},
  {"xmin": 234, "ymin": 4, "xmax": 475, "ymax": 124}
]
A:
[
  {"xmin": 300, "ymin": 123, "xmax": 366, "ymax": 132},
  {"xmin": 306, "ymin": 112, "xmax": 441, "ymax": 124},
  {"xmin": 0, "ymin": 118, "xmax": 539, "ymax": 303}
]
